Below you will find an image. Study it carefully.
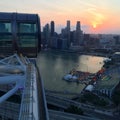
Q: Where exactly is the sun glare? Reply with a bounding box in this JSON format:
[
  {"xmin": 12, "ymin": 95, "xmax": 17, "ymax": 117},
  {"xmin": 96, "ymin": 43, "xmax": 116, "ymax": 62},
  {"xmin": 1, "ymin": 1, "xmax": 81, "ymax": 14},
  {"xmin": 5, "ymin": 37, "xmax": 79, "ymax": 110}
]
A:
[{"xmin": 92, "ymin": 23, "xmax": 97, "ymax": 29}]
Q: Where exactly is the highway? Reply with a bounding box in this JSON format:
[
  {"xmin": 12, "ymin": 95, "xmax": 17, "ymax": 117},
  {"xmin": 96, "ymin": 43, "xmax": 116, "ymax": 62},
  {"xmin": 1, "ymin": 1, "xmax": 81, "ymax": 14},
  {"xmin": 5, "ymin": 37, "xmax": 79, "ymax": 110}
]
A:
[
  {"xmin": 49, "ymin": 109, "xmax": 100, "ymax": 120},
  {"xmin": 46, "ymin": 93, "xmax": 118, "ymax": 120}
]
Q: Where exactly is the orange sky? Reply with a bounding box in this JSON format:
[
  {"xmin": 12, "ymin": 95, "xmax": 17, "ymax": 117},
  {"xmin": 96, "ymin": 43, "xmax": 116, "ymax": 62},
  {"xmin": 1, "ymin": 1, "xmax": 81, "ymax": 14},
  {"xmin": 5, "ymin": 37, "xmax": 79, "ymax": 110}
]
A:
[{"xmin": 0, "ymin": 0, "xmax": 120, "ymax": 34}]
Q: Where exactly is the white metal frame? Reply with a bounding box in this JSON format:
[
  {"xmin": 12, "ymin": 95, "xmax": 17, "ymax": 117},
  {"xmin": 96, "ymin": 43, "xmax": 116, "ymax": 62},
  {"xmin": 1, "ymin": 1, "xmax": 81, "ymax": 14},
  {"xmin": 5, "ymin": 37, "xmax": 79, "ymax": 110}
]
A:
[{"xmin": 0, "ymin": 54, "xmax": 26, "ymax": 103}]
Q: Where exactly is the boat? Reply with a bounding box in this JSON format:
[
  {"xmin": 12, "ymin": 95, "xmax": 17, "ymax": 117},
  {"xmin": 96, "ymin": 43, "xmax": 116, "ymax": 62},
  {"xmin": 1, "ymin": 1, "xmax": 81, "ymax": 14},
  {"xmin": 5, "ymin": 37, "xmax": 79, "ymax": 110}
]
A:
[{"xmin": 63, "ymin": 74, "xmax": 78, "ymax": 82}]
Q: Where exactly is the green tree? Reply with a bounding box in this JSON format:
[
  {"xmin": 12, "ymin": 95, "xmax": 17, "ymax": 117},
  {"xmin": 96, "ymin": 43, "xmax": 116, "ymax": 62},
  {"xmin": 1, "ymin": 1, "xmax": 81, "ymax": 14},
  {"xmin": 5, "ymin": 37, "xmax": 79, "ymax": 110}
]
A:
[
  {"xmin": 65, "ymin": 105, "xmax": 84, "ymax": 115},
  {"xmin": 112, "ymin": 91, "xmax": 120, "ymax": 106}
]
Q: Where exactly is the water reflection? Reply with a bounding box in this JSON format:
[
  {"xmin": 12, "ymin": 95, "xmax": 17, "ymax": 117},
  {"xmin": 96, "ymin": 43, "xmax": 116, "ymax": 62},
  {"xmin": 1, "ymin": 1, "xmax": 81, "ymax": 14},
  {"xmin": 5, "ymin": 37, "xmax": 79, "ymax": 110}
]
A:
[
  {"xmin": 37, "ymin": 51, "xmax": 105, "ymax": 97},
  {"xmin": 78, "ymin": 55, "xmax": 104, "ymax": 73}
]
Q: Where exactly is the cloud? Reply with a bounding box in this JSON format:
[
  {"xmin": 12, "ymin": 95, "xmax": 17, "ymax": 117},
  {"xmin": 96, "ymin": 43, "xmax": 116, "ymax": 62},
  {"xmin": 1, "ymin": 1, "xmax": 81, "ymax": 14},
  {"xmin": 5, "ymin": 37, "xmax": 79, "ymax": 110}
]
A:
[{"xmin": 86, "ymin": 7, "xmax": 106, "ymax": 28}]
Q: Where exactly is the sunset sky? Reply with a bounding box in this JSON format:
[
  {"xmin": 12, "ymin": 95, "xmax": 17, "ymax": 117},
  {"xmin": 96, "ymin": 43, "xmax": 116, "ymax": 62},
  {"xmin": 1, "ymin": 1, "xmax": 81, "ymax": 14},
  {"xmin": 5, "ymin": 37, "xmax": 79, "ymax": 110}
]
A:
[{"xmin": 0, "ymin": 0, "xmax": 120, "ymax": 34}]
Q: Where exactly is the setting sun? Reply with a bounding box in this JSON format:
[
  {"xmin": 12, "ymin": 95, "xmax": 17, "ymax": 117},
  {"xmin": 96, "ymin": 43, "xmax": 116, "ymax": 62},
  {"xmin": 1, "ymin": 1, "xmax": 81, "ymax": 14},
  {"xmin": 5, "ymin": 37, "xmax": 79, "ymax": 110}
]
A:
[{"xmin": 92, "ymin": 23, "xmax": 97, "ymax": 28}]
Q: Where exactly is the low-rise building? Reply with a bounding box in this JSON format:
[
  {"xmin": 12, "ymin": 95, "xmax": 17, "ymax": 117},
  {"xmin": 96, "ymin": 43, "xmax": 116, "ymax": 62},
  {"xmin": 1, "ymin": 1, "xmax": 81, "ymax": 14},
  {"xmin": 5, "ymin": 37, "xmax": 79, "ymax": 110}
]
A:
[{"xmin": 94, "ymin": 67, "xmax": 120, "ymax": 98}]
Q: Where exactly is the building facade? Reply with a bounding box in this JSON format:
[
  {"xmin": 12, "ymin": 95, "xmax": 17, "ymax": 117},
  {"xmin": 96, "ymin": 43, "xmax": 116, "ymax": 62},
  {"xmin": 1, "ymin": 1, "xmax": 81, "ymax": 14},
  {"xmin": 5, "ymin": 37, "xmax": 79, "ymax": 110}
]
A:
[
  {"xmin": 50, "ymin": 21, "xmax": 55, "ymax": 37},
  {"xmin": 0, "ymin": 12, "xmax": 41, "ymax": 57}
]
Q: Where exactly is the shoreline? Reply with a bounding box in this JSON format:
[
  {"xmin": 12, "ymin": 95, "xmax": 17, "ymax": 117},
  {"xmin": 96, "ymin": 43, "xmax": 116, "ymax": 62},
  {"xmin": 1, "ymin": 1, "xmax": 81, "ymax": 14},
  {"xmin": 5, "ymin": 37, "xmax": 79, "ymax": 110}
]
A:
[{"xmin": 41, "ymin": 48, "xmax": 111, "ymax": 58}]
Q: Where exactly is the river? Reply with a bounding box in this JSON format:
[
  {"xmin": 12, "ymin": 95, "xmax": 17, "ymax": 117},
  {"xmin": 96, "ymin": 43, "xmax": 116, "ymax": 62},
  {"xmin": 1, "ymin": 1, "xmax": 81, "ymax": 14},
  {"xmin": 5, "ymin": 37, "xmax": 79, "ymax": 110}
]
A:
[{"xmin": 36, "ymin": 50, "xmax": 105, "ymax": 97}]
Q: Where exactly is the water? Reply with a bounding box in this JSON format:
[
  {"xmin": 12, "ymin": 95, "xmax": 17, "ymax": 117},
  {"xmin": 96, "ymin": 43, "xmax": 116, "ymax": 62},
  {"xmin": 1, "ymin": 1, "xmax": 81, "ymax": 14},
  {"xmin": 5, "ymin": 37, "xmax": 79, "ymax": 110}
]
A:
[{"xmin": 36, "ymin": 50, "xmax": 105, "ymax": 96}]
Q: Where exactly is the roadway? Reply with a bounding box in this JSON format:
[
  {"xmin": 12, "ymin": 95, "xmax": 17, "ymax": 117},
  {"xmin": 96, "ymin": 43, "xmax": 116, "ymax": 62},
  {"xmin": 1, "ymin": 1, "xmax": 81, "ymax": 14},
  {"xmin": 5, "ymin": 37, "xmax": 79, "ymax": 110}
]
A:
[
  {"xmin": 49, "ymin": 109, "xmax": 100, "ymax": 120},
  {"xmin": 46, "ymin": 93, "xmax": 118, "ymax": 120}
]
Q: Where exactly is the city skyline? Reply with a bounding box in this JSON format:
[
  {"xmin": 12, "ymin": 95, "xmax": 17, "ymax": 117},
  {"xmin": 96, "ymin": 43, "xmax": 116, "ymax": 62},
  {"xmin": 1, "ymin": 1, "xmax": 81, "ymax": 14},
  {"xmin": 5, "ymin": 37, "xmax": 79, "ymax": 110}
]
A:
[{"xmin": 0, "ymin": 0, "xmax": 120, "ymax": 34}]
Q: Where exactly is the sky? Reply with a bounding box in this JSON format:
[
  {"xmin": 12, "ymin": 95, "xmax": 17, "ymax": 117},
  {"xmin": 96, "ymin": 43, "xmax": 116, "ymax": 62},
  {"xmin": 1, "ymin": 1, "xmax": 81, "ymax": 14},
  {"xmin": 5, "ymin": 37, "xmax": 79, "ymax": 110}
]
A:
[{"xmin": 0, "ymin": 0, "xmax": 120, "ymax": 34}]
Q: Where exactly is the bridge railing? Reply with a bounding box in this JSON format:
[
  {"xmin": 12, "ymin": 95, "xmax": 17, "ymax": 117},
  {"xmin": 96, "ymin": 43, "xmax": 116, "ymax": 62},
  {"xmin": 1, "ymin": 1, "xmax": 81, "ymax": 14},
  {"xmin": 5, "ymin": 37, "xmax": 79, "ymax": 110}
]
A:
[
  {"xmin": 19, "ymin": 59, "xmax": 49, "ymax": 120},
  {"xmin": 19, "ymin": 64, "xmax": 35, "ymax": 120},
  {"xmin": 36, "ymin": 64, "xmax": 49, "ymax": 120}
]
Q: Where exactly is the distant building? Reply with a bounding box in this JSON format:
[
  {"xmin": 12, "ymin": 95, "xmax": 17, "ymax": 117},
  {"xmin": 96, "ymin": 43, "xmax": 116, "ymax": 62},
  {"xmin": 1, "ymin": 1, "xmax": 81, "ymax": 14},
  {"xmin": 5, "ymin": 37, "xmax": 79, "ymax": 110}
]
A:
[
  {"xmin": 51, "ymin": 37, "xmax": 67, "ymax": 49},
  {"xmin": 57, "ymin": 38, "xmax": 68, "ymax": 49},
  {"xmin": 83, "ymin": 34, "xmax": 90, "ymax": 49},
  {"xmin": 60, "ymin": 20, "xmax": 71, "ymax": 48},
  {"xmin": 84, "ymin": 35, "xmax": 100, "ymax": 49},
  {"xmin": 51, "ymin": 37, "xmax": 58, "ymax": 49},
  {"xmin": 94, "ymin": 66, "xmax": 120, "ymax": 98},
  {"xmin": 112, "ymin": 52, "xmax": 120, "ymax": 62},
  {"xmin": 66, "ymin": 20, "xmax": 71, "ymax": 47},
  {"xmin": 50, "ymin": 21, "xmax": 55, "ymax": 37},
  {"xmin": 114, "ymin": 36, "xmax": 120, "ymax": 45},
  {"xmin": 113, "ymin": 35, "xmax": 120, "ymax": 51},
  {"xmin": 42, "ymin": 23, "xmax": 50, "ymax": 47},
  {"xmin": 0, "ymin": 12, "xmax": 41, "ymax": 57},
  {"xmin": 73, "ymin": 21, "xmax": 83, "ymax": 45}
]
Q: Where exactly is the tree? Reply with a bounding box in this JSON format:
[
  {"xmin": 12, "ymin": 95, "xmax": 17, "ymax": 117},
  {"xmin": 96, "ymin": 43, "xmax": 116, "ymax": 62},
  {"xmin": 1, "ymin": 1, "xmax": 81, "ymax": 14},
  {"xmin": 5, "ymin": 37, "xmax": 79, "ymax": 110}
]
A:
[
  {"xmin": 112, "ymin": 91, "xmax": 120, "ymax": 106},
  {"xmin": 65, "ymin": 105, "xmax": 84, "ymax": 115}
]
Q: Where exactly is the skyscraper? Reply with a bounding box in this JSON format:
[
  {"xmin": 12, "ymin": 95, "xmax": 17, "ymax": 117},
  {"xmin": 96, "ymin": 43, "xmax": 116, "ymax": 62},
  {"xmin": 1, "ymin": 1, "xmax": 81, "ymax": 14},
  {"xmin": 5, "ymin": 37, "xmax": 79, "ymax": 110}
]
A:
[
  {"xmin": 67, "ymin": 20, "xmax": 70, "ymax": 30},
  {"xmin": 66, "ymin": 20, "xmax": 71, "ymax": 47},
  {"xmin": 73, "ymin": 21, "xmax": 83, "ymax": 45},
  {"xmin": 43, "ymin": 23, "xmax": 50, "ymax": 47},
  {"xmin": 76, "ymin": 21, "xmax": 81, "ymax": 31},
  {"xmin": 50, "ymin": 21, "xmax": 55, "ymax": 36}
]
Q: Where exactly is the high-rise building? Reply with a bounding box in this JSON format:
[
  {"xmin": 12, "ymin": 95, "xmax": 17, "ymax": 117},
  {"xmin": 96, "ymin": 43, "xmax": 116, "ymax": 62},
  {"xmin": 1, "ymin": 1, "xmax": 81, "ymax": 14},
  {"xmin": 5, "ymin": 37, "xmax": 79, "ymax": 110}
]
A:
[
  {"xmin": 50, "ymin": 21, "xmax": 55, "ymax": 36},
  {"xmin": 66, "ymin": 20, "xmax": 71, "ymax": 47},
  {"xmin": 42, "ymin": 23, "xmax": 50, "ymax": 47},
  {"xmin": 61, "ymin": 20, "xmax": 71, "ymax": 48},
  {"xmin": 67, "ymin": 20, "xmax": 70, "ymax": 30},
  {"xmin": 49, "ymin": 21, "xmax": 55, "ymax": 48},
  {"xmin": 73, "ymin": 21, "xmax": 83, "ymax": 45},
  {"xmin": 76, "ymin": 21, "xmax": 81, "ymax": 31}
]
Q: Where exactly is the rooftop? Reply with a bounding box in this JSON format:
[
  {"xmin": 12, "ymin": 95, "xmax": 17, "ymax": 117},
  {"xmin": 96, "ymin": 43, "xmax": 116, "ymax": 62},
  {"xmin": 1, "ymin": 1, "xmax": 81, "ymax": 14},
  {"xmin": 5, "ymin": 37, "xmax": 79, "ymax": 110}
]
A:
[{"xmin": 95, "ymin": 67, "xmax": 120, "ymax": 90}]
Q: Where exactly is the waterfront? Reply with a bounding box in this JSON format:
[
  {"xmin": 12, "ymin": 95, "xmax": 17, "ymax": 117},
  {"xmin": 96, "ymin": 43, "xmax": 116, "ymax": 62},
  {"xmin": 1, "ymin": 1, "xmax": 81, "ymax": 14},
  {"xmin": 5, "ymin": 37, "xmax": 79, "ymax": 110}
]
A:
[{"xmin": 36, "ymin": 50, "xmax": 105, "ymax": 97}]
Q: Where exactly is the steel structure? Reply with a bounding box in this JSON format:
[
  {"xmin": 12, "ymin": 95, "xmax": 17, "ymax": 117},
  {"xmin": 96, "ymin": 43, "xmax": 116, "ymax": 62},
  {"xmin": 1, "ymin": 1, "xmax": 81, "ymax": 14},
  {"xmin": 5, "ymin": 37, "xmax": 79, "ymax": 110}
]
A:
[
  {"xmin": 0, "ymin": 54, "xmax": 26, "ymax": 103},
  {"xmin": 0, "ymin": 54, "xmax": 49, "ymax": 120}
]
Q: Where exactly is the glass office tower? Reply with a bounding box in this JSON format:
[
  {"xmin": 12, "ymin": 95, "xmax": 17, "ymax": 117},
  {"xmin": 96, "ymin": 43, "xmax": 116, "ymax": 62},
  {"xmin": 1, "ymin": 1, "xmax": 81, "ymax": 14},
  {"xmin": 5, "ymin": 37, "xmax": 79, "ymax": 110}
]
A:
[{"xmin": 0, "ymin": 12, "xmax": 41, "ymax": 57}]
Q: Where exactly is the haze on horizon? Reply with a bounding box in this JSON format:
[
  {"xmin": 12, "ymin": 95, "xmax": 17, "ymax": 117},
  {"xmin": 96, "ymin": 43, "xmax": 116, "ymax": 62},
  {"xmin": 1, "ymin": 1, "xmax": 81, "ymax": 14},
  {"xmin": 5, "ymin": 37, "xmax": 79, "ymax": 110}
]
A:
[{"xmin": 0, "ymin": 0, "xmax": 120, "ymax": 34}]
